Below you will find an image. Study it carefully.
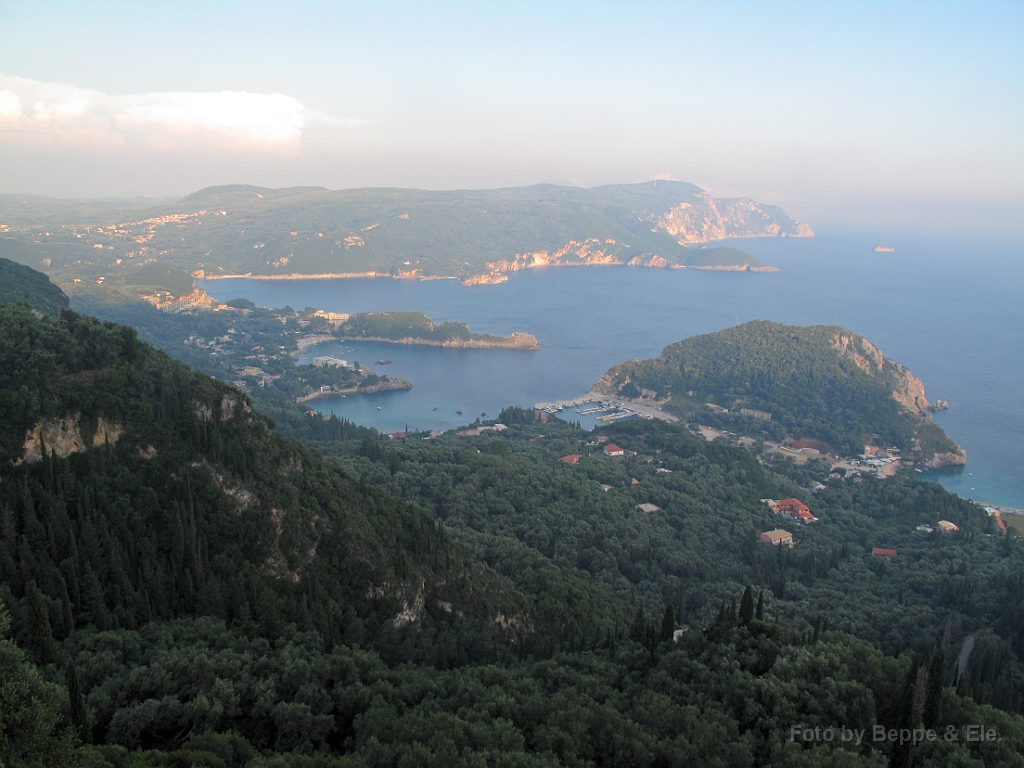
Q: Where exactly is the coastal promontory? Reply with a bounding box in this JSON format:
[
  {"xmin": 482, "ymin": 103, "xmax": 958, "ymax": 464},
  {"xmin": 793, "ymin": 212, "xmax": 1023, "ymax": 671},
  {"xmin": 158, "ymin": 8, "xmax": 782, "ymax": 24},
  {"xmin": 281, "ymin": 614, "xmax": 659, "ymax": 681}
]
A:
[{"xmin": 593, "ymin": 320, "xmax": 964, "ymax": 466}]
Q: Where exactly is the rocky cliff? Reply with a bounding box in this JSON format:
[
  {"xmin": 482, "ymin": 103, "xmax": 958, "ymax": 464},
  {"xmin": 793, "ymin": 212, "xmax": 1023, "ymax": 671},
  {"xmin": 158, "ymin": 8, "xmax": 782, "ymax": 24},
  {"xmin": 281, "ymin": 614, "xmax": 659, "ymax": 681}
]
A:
[{"xmin": 656, "ymin": 191, "xmax": 814, "ymax": 244}]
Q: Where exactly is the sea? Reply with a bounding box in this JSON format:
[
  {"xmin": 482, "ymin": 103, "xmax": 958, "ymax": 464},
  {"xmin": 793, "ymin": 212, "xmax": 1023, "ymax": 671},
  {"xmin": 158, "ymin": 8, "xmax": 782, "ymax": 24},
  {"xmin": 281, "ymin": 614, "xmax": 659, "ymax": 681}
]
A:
[{"xmin": 199, "ymin": 232, "xmax": 1024, "ymax": 509}]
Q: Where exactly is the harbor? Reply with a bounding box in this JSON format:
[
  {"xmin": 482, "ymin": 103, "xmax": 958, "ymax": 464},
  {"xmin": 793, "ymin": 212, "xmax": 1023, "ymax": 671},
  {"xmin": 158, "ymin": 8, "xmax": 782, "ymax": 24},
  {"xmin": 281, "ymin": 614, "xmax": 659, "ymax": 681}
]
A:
[{"xmin": 533, "ymin": 395, "xmax": 680, "ymax": 425}]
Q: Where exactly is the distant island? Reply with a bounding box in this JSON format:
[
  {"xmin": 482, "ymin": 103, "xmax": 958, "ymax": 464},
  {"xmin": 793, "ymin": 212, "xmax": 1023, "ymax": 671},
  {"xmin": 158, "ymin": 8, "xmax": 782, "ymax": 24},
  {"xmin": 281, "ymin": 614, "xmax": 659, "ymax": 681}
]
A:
[
  {"xmin": 0, "ymin": 180, "xmax": 811, "ymax": 290},
  {"xmin": 873, "ymin": 245, "xmax": 895, "ymax": 253},
  {"xmin": 592, "ymin": 320, "xmax": 964, "ymax": 468}
]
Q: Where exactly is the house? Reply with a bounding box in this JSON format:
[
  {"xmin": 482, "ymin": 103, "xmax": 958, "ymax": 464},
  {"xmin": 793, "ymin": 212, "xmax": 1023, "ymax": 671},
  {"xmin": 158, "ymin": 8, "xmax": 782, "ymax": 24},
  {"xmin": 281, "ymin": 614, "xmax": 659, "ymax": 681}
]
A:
[
  {"xmin": 916, "ymin": 524, "xmax": 934, "ymax": 533},
  {"xmin": 760, "ymin": 499, "xmax": 780, "ymax": 510},
  {"xmin": 599, "ymin": 484, "xmax": 614, "ymax": 492},
  {"xmin": 603, "ymin": 444, "xmax": 624, "ymax": 456},
  {"xmin": 740, "ymin": 408, "xmax": 772, "ymax": 420},
  {"xmin": 872, "ymin": 547, "xmax": 897, "ymax": 560},
  {"xmin": 559, "ymin": 454, "xmax": 581, "ymax": 465},
  {"xmin": 937, "ymin": 520, "xmax": 960, "ymax": 533},
  {"xmin": 797, "ymin": 510, "xmax": 817, "ymax": 525},
  {"xmin": 776, "ymin": 498, "xmax": 810, "ymax": 515},
  {"xmin": 760, "ymin": 529, "xmax": 794, "ymax": 547},
  {"xmin": 384, "ymin": 432, "xmax": 406, "ymax": 440},
  {"xmin": 636, "ymin": 503, "xmax": 660, "ymax": 514}
]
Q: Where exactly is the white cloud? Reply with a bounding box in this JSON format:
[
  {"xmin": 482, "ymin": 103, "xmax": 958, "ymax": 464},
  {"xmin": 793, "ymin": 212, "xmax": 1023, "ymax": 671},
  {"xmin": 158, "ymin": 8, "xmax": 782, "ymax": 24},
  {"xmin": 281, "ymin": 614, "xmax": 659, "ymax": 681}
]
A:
[{"xmin": 0, "ymin": 75, "xmax": 365, "ymax": 150}]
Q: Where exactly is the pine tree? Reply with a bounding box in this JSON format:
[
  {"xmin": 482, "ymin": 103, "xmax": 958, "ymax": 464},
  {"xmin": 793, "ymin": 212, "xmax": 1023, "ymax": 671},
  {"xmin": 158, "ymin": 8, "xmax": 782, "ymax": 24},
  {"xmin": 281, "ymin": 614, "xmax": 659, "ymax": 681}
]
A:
[
  {"xmin": 67, "ymin": 659, "xmax": 89, "ymax": 743},
  {"xmin": 739, "ymin": 586, "xmax": 754, "ymax": 625},
  {"xmin": 660, "ymin": 604, "xmax": 675, "ymax": 642}
]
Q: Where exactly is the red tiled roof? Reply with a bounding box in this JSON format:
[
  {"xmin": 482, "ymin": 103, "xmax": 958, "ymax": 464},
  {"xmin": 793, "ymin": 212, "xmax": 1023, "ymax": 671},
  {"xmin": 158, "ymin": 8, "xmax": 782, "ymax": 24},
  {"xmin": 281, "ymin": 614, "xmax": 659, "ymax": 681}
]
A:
[
  {"xmin": 560, "ymin": 454, "xmax": 581, "ymax": 464},
  {"xmin": 604, "ymin": 444, "xmax": 623, "ymax": 453},
  {"xmin": 872, "ymin": 547, "xmax": 897, "ymax": 558},
  {"xmin": 778, "ymin": 497, "xmax": 810, "ymax": 512}
]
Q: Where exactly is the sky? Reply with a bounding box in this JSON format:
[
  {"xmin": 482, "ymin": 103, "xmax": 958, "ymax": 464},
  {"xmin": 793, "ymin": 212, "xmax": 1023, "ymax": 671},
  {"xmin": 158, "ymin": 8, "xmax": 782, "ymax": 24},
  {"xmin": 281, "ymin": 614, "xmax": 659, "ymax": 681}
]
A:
[{"xmin": 1, "ymin": 0, "xmax": 1022, "ymax": 238}]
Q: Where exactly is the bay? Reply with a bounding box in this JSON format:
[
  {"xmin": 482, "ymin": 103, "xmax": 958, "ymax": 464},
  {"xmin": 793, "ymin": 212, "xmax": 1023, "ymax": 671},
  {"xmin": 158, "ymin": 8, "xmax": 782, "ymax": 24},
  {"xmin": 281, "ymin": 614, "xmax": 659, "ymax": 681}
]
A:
[{"xmin": 199, "ymin": 232, "xmax": 1024, "ymax": 508}]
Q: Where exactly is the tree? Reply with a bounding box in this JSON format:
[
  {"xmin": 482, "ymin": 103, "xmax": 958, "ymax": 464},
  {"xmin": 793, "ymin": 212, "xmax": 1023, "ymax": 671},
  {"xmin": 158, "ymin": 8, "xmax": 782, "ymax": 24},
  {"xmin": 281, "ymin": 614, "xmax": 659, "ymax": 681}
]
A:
[
  {"xmin": 755, "ymin": 590, "xmax": 764, "ymax": 622},
  {"xmin": 67, "ymin": 660, "xmax": 90, "ymax": 743},
  {"xmin": 922, "ymin": 647, "xmax": 946, "ymax": 729},
  {"xmin": 660, "ymin": 604, "xmax": 675, "ymax": 642},
  {"xmin": 26, "ymin": 581, "xmax": 59, "ymax": 665},
  {"xmin": 739, "ymin": 585, "xmax": 754, "ymax": 625}
]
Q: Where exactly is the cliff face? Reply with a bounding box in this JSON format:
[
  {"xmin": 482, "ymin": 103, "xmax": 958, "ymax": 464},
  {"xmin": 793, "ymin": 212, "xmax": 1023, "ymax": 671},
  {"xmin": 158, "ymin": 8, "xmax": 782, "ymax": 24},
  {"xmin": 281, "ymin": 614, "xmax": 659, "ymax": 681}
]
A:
[
  {"xmin": 20, "ymin": 414, "xmax": 122, "ymax": 464},
  {"xmin": 829, "ymin": 331, "xmax": 933, "ymax": 415},
  {"xmin": 656, "ymin": 192, "xmax": 814, "ymax": 244}
]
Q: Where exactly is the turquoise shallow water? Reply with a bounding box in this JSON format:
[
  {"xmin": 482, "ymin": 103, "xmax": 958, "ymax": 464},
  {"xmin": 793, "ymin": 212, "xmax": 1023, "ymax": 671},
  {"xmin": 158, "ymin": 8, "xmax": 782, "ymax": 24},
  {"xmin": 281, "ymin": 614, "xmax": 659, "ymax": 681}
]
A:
[{"xmin": 199, "ymin": 232, "xmax": 1024, "ymax": 508}]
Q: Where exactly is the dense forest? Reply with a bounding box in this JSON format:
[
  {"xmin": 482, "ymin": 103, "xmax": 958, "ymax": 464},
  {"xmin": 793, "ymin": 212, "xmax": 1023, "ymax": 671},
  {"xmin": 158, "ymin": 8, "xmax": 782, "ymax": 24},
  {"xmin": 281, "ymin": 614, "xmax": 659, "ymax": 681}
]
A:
[
  {"xmin": 2, "ymin": 272, "xmax": 1024, "ymax": 765},
  {"xmin": 0, "ymin": 255, "xmax": 70, "ymax": 317},
  {"xmin": 598, "ymin": 321, "xmax": 961, "ymax": 460}
]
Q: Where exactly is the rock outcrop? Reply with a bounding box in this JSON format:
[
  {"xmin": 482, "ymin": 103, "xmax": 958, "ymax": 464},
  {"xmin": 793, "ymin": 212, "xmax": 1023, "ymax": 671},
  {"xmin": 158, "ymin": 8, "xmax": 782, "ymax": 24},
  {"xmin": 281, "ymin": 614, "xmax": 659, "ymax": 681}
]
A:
[
  {"xmin": 20, "ymin": 414, "xmax": 121, "ymax": 464},
  {"xmin": 657, "ymin": 192, "xmax": 813, "ymax": 244}
]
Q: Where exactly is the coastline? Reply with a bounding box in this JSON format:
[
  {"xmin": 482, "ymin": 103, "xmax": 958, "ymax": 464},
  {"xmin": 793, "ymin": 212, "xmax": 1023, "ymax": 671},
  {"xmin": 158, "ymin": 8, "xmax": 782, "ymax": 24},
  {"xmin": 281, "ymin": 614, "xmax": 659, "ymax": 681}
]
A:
[
  {"xmin": 297, "ymin": 378, "xmax": 413, "ymax": 402},
  {"xmin": 338, "ymin": 332, "xmax": 541, "ymax": 350},
  {"xmin": 197, "ymin": 259, "xmax": 780, "ymax": 287}
]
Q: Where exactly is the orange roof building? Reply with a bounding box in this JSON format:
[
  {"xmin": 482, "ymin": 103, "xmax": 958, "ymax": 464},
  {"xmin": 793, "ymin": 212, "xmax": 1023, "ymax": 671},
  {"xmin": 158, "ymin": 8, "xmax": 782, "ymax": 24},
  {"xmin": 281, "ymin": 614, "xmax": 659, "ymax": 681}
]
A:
[{"xmin": 559, "ymin": 454, "xmax": 581, "ymax": 465}]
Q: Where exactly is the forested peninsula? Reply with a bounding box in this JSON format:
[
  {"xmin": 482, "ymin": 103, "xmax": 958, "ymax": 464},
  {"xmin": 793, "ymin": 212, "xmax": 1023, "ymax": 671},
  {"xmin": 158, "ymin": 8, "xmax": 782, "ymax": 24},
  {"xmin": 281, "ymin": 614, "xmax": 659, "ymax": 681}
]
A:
[
  {"xmin": 0, "ymin": 181, "xmax": 805, "ymax": 291},
  {"xmin": 2, "ymin": 266, "xmax": 1023, "ymax": 768},
  {"xmin": 595, "ymin": 320, "xmax": 964, "ymax": 466}
]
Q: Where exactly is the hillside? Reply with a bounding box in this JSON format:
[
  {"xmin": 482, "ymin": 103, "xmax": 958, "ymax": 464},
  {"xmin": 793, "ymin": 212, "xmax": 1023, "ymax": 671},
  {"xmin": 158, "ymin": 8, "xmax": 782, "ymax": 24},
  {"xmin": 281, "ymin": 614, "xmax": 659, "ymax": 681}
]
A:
[
  {"xmin": 0, "ymin": 304, "xmax": 550, "ymax": 656},
  {"xmin": 2, "ymin": 306, "xmax": 1024, "ymax": 765},
  {"xmin": 0, "ymin": 255, "xmax": 69, "ymax": 316},
  {"xmin": 593, "ymin": 320, "xmax": 963, "ymax": 463},
  {"xmin": 0, "ymin": 181, "xmax": 810, "ymax": 291}
]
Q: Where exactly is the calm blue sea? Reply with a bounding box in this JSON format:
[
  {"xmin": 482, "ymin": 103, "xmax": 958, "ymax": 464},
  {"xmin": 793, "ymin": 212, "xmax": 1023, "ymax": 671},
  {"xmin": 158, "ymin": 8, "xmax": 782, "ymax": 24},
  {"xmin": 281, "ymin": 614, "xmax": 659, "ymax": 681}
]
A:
[{"xmin": 199, "ymin": 232, "xmax": 1024, "ymax": 508}]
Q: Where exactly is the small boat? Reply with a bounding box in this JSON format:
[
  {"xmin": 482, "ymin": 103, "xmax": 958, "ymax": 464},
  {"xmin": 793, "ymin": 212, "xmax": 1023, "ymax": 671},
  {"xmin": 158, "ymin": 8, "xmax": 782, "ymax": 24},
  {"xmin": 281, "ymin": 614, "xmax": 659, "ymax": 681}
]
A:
[
  {"xmin": 377, "ymin": 406, "xmax": 381, "ymax": 410},
  {"xmin": 376, "ymin": 359, "xmax": 392, "ymax": 365},
  {"xmin": 456, "ymin": 410, "xmax": 462, "ymax": 415},
  {"xmin": 432, "ymin": 407, "xmax": 438, "ymax": 411}
]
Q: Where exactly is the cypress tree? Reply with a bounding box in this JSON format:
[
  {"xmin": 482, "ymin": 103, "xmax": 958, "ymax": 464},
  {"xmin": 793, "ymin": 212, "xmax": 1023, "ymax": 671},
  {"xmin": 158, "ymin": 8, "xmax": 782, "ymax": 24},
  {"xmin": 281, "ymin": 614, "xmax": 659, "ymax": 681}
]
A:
[
  {"xmin": 630, "ymin": 606, "xmax": 647, "ymax": 642},
  {"xmin": 58, "ymin": 577, "xmax": 74, "ymax": 638},
  {"xmin": 739, "ymin": 586, "xmax": 754, "ymax": 625},
  {"xmin": 755, "ymin": 590, "xmax": 764, "ymax": 621},
  {"xmin": 923, "ymin": 648, "xmax": 946, "ymax": 729},
  {"xmin": 812, "ymin": 614, "xmax": 821, "ymax": 644},
  {"xmin": 660, "ymin": 604, "xmax": 675, "ymax": 642},
  {"xmin": 67, "ymin": 659, "xmax": 89, "ymax": 743},
  {"xmin": 26, "ymin": 580, "xmax": 59, "ymax": 664}
]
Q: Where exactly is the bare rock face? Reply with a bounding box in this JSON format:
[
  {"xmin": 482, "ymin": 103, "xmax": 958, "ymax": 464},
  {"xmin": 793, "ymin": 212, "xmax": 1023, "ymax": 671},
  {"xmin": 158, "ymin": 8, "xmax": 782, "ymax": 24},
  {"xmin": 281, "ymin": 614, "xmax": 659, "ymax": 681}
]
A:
[
  {"xmin": 20, "ymin": 414, "xmax": 121, "ymax": 464},
  {"xmin": 657, "ymin": 192, "xmax": 814, "ymax": 244},
  {"xmin": 830, "ymin": 331, "xmax": 933, "ymax": 415},
  {"xmin": 923, "ymin": 450, "xmax": 968, "ymax": 470}
]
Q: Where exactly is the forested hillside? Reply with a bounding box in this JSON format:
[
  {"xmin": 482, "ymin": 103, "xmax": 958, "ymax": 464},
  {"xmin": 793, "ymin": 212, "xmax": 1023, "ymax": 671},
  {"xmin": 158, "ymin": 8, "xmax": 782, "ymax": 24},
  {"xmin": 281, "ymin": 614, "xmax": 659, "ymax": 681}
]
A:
[
  {"xmin": 596, "ymin": 321, "xmax": 962, "ymax": 461},
  {"xmin": 0, "ymin": 255, "xmax": 70, "ymax": 316},
  {"xmin": 0, "ymin": 181, "xmax": 805, "ymax": 290},
  {"xmin": 3, "ymin": 281, "xmax": 1024, "ymax": 766}
]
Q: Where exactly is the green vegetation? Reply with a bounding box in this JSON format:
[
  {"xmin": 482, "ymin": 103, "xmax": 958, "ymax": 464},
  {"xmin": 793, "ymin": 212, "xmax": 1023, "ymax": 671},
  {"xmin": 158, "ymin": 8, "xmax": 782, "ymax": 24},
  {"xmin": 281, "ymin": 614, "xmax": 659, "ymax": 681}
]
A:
[
  {"xmin": 0, "ymin": 255, "xmax": 70, "ymax": 316},
  {"xmin": 600, "ymin": 321, "xmax": 962, "ymax": 461},
  {"xmin": 3, "ymin": 276, "xmax": 1023, "ymax": 766},
  {"xmin": 338, "ymin": 311, "xmax": 522, "ymax": 345},
  {"xmin": 684, "ymin": 246, "xmax": 767, "ymax": 268},
  {"xmin": 122, "ymin": 261, "xmax": 195, "ymax": 296},
  {"xmin": 0, "ymin": 181, "xmax": 804, "ymax": 290}
]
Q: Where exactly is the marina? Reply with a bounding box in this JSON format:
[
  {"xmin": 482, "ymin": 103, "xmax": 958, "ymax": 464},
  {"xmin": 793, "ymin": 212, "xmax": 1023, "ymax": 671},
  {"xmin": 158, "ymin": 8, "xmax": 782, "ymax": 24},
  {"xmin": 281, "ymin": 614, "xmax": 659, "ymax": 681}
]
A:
[{"xmin": 533, "ymin": 395, "xmax": 679, "ymax": 424}]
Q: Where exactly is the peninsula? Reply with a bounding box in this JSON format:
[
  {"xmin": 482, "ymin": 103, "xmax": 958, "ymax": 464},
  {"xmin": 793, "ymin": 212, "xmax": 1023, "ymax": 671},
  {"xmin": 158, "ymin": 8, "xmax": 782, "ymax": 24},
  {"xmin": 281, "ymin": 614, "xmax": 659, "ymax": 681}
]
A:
[
  {"xmin": 334, "ymin": 311, "xmax": 540, "ymax": 349},
  {"xmin": 592, "ymin": 320, "xmax": 965, "ymax": 468},
  {"xmin": 0, "ymin": 180, "xmax": 810, "ymax": 290}
]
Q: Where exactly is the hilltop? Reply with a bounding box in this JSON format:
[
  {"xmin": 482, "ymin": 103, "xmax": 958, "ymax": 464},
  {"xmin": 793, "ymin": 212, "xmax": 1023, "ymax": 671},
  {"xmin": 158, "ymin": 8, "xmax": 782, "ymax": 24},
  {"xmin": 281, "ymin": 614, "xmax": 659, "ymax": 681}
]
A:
[
  {"xmin": 593, "ymin": 320, "xmax": 963, "ymax": 465},
  {"xmin": 0, "ymin": 181, "xmax": 810, "ymax": 292},
  {"xmin": 0, "ymin": 255, "xmax": 69, "ymax": 316}
]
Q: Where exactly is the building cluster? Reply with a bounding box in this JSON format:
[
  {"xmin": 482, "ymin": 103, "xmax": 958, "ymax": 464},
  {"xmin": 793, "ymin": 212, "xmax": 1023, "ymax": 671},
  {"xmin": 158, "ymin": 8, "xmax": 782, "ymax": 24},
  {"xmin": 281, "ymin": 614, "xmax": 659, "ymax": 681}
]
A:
[
  {"xmin": 761, "ymin": 497, "xmax": 818, "ymax": 525},
  {"xmin": 313, "ymin": 355, "xmax": 349, "ymax": 368}
]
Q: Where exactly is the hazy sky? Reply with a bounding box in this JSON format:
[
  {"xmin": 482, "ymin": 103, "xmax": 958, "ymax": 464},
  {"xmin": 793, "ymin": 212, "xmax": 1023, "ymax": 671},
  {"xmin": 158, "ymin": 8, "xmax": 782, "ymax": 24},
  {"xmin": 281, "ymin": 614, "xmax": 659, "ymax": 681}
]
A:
[{"xmin": 1, "ymin": 1, "xmax": 1021, "ymax": 236}]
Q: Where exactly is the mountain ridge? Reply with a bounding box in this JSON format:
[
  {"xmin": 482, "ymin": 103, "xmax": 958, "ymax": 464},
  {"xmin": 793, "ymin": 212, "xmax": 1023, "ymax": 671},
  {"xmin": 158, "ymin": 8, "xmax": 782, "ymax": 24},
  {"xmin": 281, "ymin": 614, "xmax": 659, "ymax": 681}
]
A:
[{"xmin": 0, "ymin": 181, "xmax": 810, "ymax": 292}]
